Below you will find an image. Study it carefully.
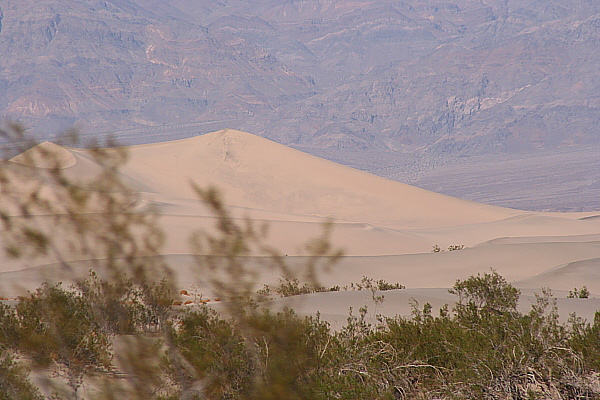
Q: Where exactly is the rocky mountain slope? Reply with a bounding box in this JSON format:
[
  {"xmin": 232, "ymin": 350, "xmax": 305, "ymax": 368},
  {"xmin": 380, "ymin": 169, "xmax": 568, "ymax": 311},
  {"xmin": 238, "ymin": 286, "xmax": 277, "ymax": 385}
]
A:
[{"xmin": 1, "ymin": 0, "xmax": 598, "ymax": 155}]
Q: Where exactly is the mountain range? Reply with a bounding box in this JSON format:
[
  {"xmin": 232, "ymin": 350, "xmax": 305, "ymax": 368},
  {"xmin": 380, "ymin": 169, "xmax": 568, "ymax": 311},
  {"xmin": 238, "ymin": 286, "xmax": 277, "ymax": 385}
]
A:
[{"xmin": 1, "ymin": 0, "xmax": 598, "ymax": 156}]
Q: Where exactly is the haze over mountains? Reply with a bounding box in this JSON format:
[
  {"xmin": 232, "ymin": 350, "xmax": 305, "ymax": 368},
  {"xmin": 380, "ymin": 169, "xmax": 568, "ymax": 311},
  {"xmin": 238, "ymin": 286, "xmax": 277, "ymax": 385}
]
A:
[{"xmin": 1, "ymin": 0, "xmax": 598, "ymax": 155}]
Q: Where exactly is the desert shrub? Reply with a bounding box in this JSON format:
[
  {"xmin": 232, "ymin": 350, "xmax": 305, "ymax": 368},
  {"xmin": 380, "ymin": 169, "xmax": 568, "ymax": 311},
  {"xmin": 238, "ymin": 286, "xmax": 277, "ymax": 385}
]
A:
[
  {"xmin": 0, "ymin": 351, "xmax": 43, "ymax": 400},
  {"xmin": 431, "ymin": 244, "xmax": 466, "ymax": 252},
  {"xmin": 312, "ymin": 306, "xmax": 405, "ymax": 400},
  {"xmin": 172, "ymin": 305, "xmax": 333, "ymax": 400},
  {"xmin": 0, "ymin": 303, "xmax": 19, "ymax": 349},
  {"xmin": 569, "ymin": 311, "xmax": 600, "ymax": 372},
  {"xmin": 568, "ymin": 286, "xmax": 590, "ymax": 299},
  {"xmin": 15, "ymin": 282, "xmax": 113, "ymax": 397},
  {"xmin": 172, "ymin": 306, "xmax": 251, "ymax": 399},
  {"xmin": 1, "ymin": 270, "xmax": 599, "ymax": 399},
  {"xmin": 0, "ymin": 124, "xmax": 178, "ymax": 397},
  {"xmin": 443, "ymin": 275, "xmax": 584, "ymax": 397},
  {"xmin": 372, "ymin": 279, "xmax": 404, "ymax": 291},
  {"xmin": 449, "ymin": 269, "xmax": 520, "ymax": 318},
  {"xmin": 350, "ymin": 276, "xmax": 404, "ymax": 291},
  {"xmin": 264, "ymin": 277, "xmax": 327, "ymax": 297},
  {"xmin": 259, "ymin": 275, "xmax": 404, "ymax": 300},
  {"xmin": 310, "ymin": 277, "xmax": 597, "ymax": 399},
  {"xmin": 273, "ymin": 277, "xmax": 325, "ymax": 297},
  {"xmin": 260, "ymin": 277, "xmax": 353, "ymax": 298},
  {"xmin": 243, "ymin": 308, "xmax": 331, "ymax": 400},
  {"xmin": 15, "ymin": 283, "xmax": 111, "ymax": 369},
  {"xmin": 76, "ymin": 271, "xmax": 173, "ymax": 335}
]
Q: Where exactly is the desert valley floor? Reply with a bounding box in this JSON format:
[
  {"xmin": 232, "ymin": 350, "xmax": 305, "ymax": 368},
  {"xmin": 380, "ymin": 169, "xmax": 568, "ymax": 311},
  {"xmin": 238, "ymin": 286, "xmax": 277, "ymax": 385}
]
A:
[{"xmin": 1, "ymin": 129, "xmax": 600, "ymax": 325}]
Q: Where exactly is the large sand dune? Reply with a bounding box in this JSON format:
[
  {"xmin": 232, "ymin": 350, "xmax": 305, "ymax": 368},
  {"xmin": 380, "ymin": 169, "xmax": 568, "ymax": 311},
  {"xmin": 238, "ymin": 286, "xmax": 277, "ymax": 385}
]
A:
[
  {"xmin": 1, "ymin": 129, "xmax": 599, "ymax": 321},
  {"xmin": 103, "ymin": 129, "xmax": 519, "ymax": 228}
]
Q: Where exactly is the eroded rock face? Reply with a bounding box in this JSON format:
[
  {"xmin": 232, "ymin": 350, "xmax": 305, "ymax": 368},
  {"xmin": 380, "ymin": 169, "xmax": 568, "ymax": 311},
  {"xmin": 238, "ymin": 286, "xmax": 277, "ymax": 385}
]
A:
[{"xmin": 0, "ymin": 0, "xmax": 598, "ymax": 156}]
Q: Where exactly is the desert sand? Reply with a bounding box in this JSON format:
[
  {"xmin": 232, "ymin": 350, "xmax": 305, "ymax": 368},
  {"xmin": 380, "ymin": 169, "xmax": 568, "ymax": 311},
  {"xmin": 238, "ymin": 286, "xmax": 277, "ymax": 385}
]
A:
[{"xmin": 1, "ymin": 129, "xmax": 599, "ymax": 322}]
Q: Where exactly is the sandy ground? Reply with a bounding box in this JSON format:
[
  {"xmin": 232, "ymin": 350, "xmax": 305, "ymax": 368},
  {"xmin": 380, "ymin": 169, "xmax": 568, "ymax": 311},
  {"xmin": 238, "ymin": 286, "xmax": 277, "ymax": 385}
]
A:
[{"xmin": 1, "ymin": 129, "xmax": 599, "ymax": 322}]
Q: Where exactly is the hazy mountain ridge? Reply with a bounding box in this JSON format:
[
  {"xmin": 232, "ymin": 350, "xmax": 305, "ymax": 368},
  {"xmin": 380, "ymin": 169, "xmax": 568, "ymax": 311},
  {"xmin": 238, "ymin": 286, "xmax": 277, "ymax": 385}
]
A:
[
  {"xmin": 0, "ymin": 0, "xmax": 317, "ymax": 139},
  {"xmin": 1, "ymin": 0, "xmax": 598, "ymax": 155}
]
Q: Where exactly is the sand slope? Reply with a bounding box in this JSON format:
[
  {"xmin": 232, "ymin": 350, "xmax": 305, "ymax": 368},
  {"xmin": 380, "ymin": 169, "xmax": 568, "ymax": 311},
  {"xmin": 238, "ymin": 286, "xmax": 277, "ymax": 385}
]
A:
[
  {"xmin": 1, "ymin": 129, "xmax": 599, "ymax": 321},
  {"xmin": 101, "ymin": 129, "xmax": 518, "ymax": 228},
  {"xmin": 9, "ymin": 141, "xmax": 77, "ymax": 169}
]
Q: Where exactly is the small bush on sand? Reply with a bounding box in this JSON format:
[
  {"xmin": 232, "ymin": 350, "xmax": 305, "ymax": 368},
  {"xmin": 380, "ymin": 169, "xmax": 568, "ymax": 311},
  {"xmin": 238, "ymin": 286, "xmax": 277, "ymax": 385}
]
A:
[{"xmin": 569, "ymin": 286, "xmax": 590, "ymax": 299}]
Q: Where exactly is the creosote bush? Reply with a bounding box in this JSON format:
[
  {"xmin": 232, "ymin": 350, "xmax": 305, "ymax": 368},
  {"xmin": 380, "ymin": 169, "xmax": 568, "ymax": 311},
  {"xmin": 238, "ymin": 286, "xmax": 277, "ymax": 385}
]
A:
[
  {"xmin": 349, "ymin": 276, "xmax": 405, "ymax": 292},
  {"xmin": 0, "ymin": 352, "xmax": 43, "ymax": 400},
  {"xmin": 449, "ymin": 269, "xmax": 520, "ymax": 315},
  {"xmin": 3, "ymin": 272, "xmax": 600, "ymax": 399},
  {"xmin": 432, "ymin": 244, "xmax": 466, "ymax": 252},
  {"xmin": 569, "ymin": 286, "xmax": 591, "ymax": 299},
  {"xmin": 258, "ymin": 275, "xmax": 405, "ymax": 298}
]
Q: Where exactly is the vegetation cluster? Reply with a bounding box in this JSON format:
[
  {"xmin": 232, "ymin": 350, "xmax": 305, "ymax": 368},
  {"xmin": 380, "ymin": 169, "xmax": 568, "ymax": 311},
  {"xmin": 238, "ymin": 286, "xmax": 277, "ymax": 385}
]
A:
[
  {"xmin": 1, "ymin": 271, "xmax": 600, "ymax": 399},
  {"xmin": 432, "ymin": 244, "xmax": 466, "ymax": 253},
  {"xmin": 257, "ymin": 275, "xmax": 404, "ymax": 298},
  {"xmin": 569, "ymin": 287, "xmax": 591, "ymax": 299}
]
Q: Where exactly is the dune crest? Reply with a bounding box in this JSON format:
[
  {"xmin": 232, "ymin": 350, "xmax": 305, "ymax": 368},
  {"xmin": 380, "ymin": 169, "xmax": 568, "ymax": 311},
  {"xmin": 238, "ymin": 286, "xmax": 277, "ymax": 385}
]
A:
[
  {"xmin": 9, "ymin": 141, "xmax": 77, "ymax": 169},
  {"xmin": 114, "ymin": 129, "xmax": 518, "ymax": 228}
]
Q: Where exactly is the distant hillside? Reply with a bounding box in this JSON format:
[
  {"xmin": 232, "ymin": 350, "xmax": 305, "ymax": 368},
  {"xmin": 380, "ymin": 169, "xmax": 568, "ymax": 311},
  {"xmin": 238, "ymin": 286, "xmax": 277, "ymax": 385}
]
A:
[{"xmin": 1, "ymin": 0, "xmax": 598, "ymax": 155}]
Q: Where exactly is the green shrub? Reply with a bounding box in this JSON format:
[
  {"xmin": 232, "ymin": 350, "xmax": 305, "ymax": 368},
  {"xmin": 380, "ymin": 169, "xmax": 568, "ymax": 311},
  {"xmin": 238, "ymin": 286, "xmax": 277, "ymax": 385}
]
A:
[
  {"xmin": 15, "ymin": 283, "xmax": 112, "ymax": 370},
  {"xmin": 0, "ymin": 351, "xmax": 43, "ymax": 400},
  {"xmin": 271, "ymin": 277, "xmax": 326, "ymax": 297},
  {"xmin": 78, "ymin": 271, "xmax": 172, "ymax": 335},
  {"xmin": 449, "ymin": 269, "xmax": 520, "ymax": 317},
  {"xmin": 172, "ymin": 306, "xmax": 332, "ymax": 400},
  {"xmin": 569, "ymin": 311, "xmax": 600, "ymax": 371},
  {"xmin": 568, "ymin": 286, "xmax": 590, "ymax": 299},
  {"xmin": 15, "ymin": 282, "xmax": 112, "ymax": 397},
  {"xmin": 172, "ymin": 306, "xmax": 251, "ymax": 399},
  {"xmin": 0, "ymin": 303, "xmax": 19, "ymax": 349},
  {"xmin": 349, "ymin": 276, "xmax": 404, "ymax": 291}
]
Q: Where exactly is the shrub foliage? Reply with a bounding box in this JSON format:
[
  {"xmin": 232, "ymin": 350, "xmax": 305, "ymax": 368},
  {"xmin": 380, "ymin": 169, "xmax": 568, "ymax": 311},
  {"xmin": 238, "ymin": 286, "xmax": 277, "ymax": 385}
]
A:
[{"xmin": 2, "ymin": 274, "xmax": 599, "ymax": 399}]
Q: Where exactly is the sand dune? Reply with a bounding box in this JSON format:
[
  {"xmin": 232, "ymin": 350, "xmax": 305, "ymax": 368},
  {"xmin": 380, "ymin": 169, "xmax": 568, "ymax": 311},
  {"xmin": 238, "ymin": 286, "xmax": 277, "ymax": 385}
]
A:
[
  {"xmin": 265, "ymin": 289, "xmax": 600, "ymax": 328},
  {"xmin": 315, "ymin": 242, "xmax": 600, "ymax": 291},
  {"xmin": 476, "ymin": 233, "xmax": 600, "ymax": 246},
  {"xmin": 100, "ymin": 129, "xmax": 518, "ymax": 228},
  {"xmin": 516, "ymin": 258, "xmax": 600, "ymax": 293},
  {"xmin": 9, "ymin": 141, "xmax": 77, "ymax": 169},
  {"xmin": 1, "ymin": 129, "xmax": 598, "ymax": 321}
]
